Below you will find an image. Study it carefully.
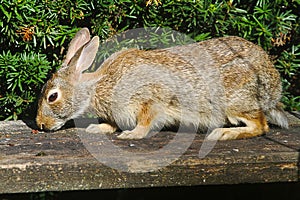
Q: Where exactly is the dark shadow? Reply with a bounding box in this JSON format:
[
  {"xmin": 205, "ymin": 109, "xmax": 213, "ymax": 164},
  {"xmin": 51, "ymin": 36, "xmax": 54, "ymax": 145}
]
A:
[
  {"xmin": 290, "ymin": 111, "xmax": 300, "ymax": 119},
  {"xmin": 1, "ymin": 182, "xmax": 300, "ymax": 200},
  {"xmin": 22, "ymin": 119, "xmax": 39, "ymax": 130}
]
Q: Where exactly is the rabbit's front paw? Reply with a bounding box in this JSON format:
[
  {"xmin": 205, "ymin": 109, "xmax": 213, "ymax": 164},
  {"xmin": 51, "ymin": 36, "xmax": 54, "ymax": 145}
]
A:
[
  {"xmin": 86, "ymin": 123, "xmax": 116, "ymax": 134},
  {"xmin": 117, "ymin": 125, "xmax": 150, "ymax": 139}
]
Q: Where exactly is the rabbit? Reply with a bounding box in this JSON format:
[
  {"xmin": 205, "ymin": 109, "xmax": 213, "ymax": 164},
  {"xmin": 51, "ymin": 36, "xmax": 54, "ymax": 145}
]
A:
[{"xmin": 36, "ymin": 27, "xmax": 289, "ymax": 140}]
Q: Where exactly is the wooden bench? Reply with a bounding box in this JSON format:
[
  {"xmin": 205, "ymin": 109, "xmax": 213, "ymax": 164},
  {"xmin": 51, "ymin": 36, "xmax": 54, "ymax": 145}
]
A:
[{"xmin": 0, "ymin": 113, "xmax": 300, "ymax": 194}]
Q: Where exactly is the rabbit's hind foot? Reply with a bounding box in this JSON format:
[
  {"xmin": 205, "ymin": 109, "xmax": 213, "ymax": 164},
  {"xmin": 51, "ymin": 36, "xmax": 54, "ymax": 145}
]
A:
[
  {"xmin": 86, "ymin": 123, "xmax": 117, "ymax": 134},
  {"xmin": 207, "ymin": 110, "xmax": 269, "ymax": 140}
]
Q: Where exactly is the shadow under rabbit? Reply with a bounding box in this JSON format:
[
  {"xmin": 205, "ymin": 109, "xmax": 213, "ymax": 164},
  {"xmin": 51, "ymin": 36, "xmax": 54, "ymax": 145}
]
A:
[{"xmin": 26, "ymin": 116, "xmax": 288, "ymax": 136}]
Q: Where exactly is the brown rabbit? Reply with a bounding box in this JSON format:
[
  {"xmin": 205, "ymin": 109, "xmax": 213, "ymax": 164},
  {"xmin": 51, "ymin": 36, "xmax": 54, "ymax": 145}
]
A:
[{"xmin": 36, "ymin": 28, "xmax": 288, "ymax": 140}]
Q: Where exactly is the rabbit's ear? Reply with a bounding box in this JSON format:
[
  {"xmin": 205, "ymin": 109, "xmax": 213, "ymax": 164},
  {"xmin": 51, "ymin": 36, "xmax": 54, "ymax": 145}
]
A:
[
  {"xmin": 75, "ymin": 36, "xmax": 99, "ymax": 75},
  {"xmin": 63, "ymin": 28, "xmax": 91, "ymax": 66}
]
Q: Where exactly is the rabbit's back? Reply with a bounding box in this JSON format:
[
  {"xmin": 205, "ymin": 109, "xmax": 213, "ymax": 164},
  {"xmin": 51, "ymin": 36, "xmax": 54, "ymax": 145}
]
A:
[
  {"xmin": 93, "ymin": 36, "xmax": 282, "ymax": 130},
  {"xmin": 166, "ymin": 36, "xmax": 281, "ymax": 111}
]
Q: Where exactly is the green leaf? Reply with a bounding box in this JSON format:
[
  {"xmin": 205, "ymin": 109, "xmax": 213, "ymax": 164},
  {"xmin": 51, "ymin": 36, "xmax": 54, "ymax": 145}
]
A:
[{"xmin": 0, "ymin": 5, "xmax": 11, "ymax": 21}]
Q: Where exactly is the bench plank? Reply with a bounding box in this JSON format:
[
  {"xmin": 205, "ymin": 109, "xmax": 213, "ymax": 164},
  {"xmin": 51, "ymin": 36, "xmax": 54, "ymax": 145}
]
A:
[{"xmin": 0, "ymin": 114, "xmax": 299, "ymax": 194}]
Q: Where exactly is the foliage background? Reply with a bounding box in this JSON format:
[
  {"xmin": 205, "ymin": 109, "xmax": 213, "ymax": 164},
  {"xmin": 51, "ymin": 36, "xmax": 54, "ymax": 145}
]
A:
[{"xmin": 0, "ymin": 0, "xmax": 299, "ymax": 120}]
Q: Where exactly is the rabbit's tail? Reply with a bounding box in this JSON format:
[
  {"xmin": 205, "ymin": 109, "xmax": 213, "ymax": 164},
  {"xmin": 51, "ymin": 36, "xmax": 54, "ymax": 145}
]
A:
[{"xmin": 266, "ymin": 103, "xmax": 289, "ymax": 129}]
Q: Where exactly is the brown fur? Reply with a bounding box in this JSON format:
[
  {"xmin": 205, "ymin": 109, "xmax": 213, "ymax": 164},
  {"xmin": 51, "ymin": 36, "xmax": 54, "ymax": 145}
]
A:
[{"xmin": 137, "ymin": 101, "xmax": 156, "ymax": 127}]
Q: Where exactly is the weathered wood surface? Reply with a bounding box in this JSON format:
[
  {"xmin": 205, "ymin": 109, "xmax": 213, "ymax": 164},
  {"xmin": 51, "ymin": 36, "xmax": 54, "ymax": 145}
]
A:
[{"xmin": 0, "ymin": 113, "xmax": 300, "ymax": 194}]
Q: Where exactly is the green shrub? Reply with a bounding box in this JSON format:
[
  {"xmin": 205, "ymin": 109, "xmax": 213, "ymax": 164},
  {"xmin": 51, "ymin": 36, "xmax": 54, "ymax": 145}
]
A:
[
  {"xmin": 0, "ymin": 0, "xmax": 299, "ymax": 120},
  {"xmin": 0, "ymin": 51, "xmax": 51, "ymax": 120},
  {"xmin": 277, "ymin": 44, "xmax": 300, "ymax": 111}
]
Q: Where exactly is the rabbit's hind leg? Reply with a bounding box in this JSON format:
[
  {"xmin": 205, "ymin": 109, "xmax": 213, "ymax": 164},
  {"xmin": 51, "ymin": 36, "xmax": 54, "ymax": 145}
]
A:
[
  {"xmin": 207, "ymin": 110, "xmax": 269, "ymax": 140},
  {"xmin": 117, "ymin": 101, "xmax": 155, "ymax": 139}
]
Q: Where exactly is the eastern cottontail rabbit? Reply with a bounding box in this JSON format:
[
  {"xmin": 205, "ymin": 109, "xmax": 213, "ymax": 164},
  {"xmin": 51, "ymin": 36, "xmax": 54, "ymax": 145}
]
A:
[{"xmin": 36, "ymin": 28, "xmax": 288, "ymax": 140}]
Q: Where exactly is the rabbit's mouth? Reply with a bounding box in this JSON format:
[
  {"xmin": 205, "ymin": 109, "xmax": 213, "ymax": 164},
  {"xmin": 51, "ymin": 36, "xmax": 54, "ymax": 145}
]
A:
[{"xmin": 36, "ymin": 117, "xmax": 66, "ymax": 132}]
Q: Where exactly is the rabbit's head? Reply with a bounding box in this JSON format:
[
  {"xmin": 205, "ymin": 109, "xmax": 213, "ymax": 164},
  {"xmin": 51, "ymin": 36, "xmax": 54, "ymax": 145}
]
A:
[{"xmin": 36, "ymin": 28, "xmax": 100, "ymax": 131}]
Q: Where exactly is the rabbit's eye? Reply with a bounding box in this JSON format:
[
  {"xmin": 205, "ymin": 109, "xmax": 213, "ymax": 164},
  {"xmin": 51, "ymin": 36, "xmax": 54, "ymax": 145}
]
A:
[{"xmin": 48, "ymin": 92, "xmax": 58, "ymax": 103}]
